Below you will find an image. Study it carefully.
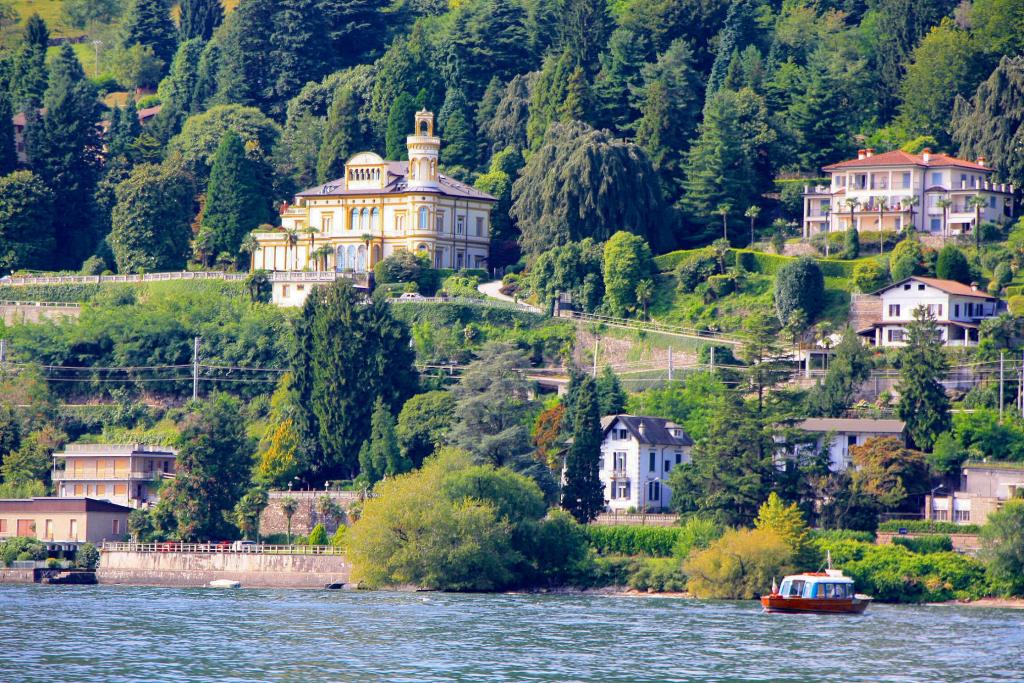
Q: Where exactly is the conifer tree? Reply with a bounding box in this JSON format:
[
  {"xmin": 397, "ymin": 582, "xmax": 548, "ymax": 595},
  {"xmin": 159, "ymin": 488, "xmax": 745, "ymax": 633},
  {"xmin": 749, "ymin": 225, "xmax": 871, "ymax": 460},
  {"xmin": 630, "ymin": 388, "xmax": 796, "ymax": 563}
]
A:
[
  {"xmin": 317, "ymin": 86, "xmax": 370, "ymax": 183},
  {"xmin": 213, "ymin": 0, "xmax": 277, "ymax": 111},
  {"xmin": 109, "ymin": 164, "xmax": 194, "ymax": 273},
  {"xmin": 561, "ymin": 374, "xmax": 604, "ymax": 523},
  {"xmin": 594, "ymin": 26, "xmax": 651, "ymax": 132},
  {"xmin": 438, "ymin": 87, "xmax": 477, "ymax": 170},
  {"xmin": 150, "ymin": 38, "xmax": 206, "ymax": 142},
  {"xmin": 106, "ymin": 106, "xmax": 141, "ymax": 163},
  {"xmin": 786, "ymin": 63, "xmax": 854, "ymax": 171},
  {"xmin": 896, "ymin": 307, "xmax": 950, "ymax": 450},
  {"xmin": 952, "ymin": 56, "xmax": 1024, "ymax": 187},
  {"xmin": 482, "ymin": 74, "xmax": 531, "ymax": 155},
  {"xmin": 358, "ymin": 396, "xmax": 409, "ymax": 486},
  {"xmin": 447, "ymin": 0, "xmax": 534, "ymax": 105},
  {"xmin": 0, "ymin": 171, "xmax": 55, "ymax": 270},
  {"xmin": 10, "ymin": 14, "xmax": 49, "ymax": 108},
  {"xmin": 203, "ymin": 131, "xmax": 271, "ymax": 259},
  {"xmin": 0, "ymin": 90, "xmax": 15, "ymax": 176},
  {"xmin": 26, "ymin": 45, "xmax": 103, "ymax": 268},
  {"xmin": 179, "ymin": 0, "xmax": 224, "ymax": 42},
  {"xmin": 556, "ymin": 0, "xmax": 610, "ymax": 77},
  {"xmin": 385, "ymin": 92, "xmax": 417, "ymax": 160},
  {"xmin": 271, "ymin": 0, "xmax": 333, "ymax": 106},
  {"xmin": 559, "ymin": 67, "xmax": 593, "ymax": 124},
  {"xmin": 121, "ymin": 0, "xmax": 178, "ymax": 68},
  {"xmin": 706, "ymin": 0, "xmax": 765, "ymax": 98},
  {"xmin": 935, "ymin": 244, "xmax": 971, "ymax": 284},
  {"xmin": 807, "ymin": 328, "xmax": 872, "ymax": 418},
  {"xmin": 596, "ymin": 366, "xmax": 627, "ymax": 415}
]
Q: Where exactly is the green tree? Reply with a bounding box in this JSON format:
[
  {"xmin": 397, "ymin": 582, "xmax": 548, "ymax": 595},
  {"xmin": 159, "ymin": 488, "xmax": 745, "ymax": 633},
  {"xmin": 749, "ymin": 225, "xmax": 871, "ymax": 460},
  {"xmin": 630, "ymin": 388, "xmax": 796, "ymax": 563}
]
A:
[
  {"xmin": 684, "ymin": 527, "xmax": 794, "ymax": 599},
  {"xmin": 896, "ymin": 307, "xmax": 951, "ymax": 450},
  {"xmin": 786, "ymin": 59, "xmax": 855, "ymax": 171},
  {"xmin": 473, "ymin": 146, "xmax": 523, "ymax": 253},
  {"xmin": 168, "ymin": 106, "xmax": 281, "ymax": 189},
  {"xmin": 157, "ymin": 394, "xmax": 253, "ymax": 541},
  {"xmin": 395, "ymin": 390, "xmax": 456, "ymax": 468},
  {"xmin": 852, "ymin": 259, "xmax": 888, "ymax": 293},
  {"xmin": 357, "ymin": 396, "xmax": 409, "ymax": 486},
  {"xmin": 317, "ymin": 86, "xmax": 371, "ymax": 183},
  {"xmin": 307, "ymin": 522, "xmax": 328, "ymax": 546},
  {"xmin": 972, "ymin": 0, "xmax": 1024, "ymax": 57},
  {"xmin": 121, "ymin": 0, "xmax": 178, "ymax": 69},
  {"xmin": 106, "ymin": 106, "xmax": 142, "ymax": 164},
  {"xmin": 774, "ymin": 256, "xmax": 824, "ymax": 326},
  {"xmin": 528, "ymin": 238, "xmax": 604, "ymax": 313},
  {"xmin": 481, "ymin": 73, "xmax": 531, "ymax": 155},
  {"xmin": 593, "ymin": 26, "xmax": 650, "ymax": 133},
  {"xmin": 667, "ymin": 393, "xmax": 774, "ymax": 526},
  {"xmin": 602, "ymin": 231, "xmax": 655, "ymax": 317},
  {"xmin": 446, "ymin": 0, "xmax": 534, "ymax": 106},
  {"xmin": 384, "ymin": 92, "xmax": 417, "ymax": 160},
  {"xmin": 626, "ymin": 373, "xmax": 727, "ymax": 443},
  {"xmin": 75, "ymin": 542, "xmax": 100, "ymax": 569},
  {"xmin": 808, "ymin": 328, "xmax": 873, "ymax": 417},
  {"xmin": 438, "ymin": 87, "xmax": 477, "ymax": 170},
  {"xmin": 150, "ymin": 38, "xmax": 206, "ymax": 143},
  {"xmin": 935, "ymin": 244, "xmax": 970, "ymax": 283},
  {"xmin": 741, "ymin": 312, "xmax": 789, "ymax": 415},
  {"xmin": 0, "ymin": 90, "xmax": 16, "ymax": 176},
  {"xmin": 952, "ymin": 56, "xmax": 1024, "ymax": 187},
  {"xmin": 233, "ymin": 487, "xmax": 269, "ymax": 540},
  {"xmin": 561, "ymin": 375, "xmax": 604, "ymax": 523},
  {"xmin": 849, "ymin": 436, "xmax": 929, "ymax": 512},
  {"xmin": 203, "ymin": 131, "xmax": 271, "ymax": 259},
  {"xmin": 25, "ymin": 44, "xmax": 103, "ymax": 269},
  {"xmin": 62, "ymin": 0, "xmax": 122, "ymax": 29},
  {"xmin": 843, "ymin": 226, "xmax": 860, "ymax": 259},
  {"xmin": 290, "ymin": 282, "xmax": 419, "ymax": 480},
  {"xmin": 279, "ymin": 495, "xmax": 299, "ymax": 544},
  {"xmin": 10, "ymin": 14, "xmax": 49, "ymax": 108},
  {"xmin": 512, "ymin": 121, "xmax": 666, "ymax": 256},
  {"xmin": 0, "ymin": 426, "xmax": 66, "ymax": 488},
  {"xmin": 111, "ymin": 44, "xmax": 165, "ymax": 91},
  {"xmin": 109, "ymin": 164, "xmax": 194, "ymax": 273},
  {"xmin": 596, "ymin": 366, "xmax": 626, "ymax": 415},
  {"xmin": 754, "ymin": 492, "xmax": 818, "ymax": 570},
  {"xmin": 706, "ymin": 0, "xmax": 764, "ymax": 96},
  {"xmin": 981, "ymin": 499, "xmax": 1024, "ymax": 596},
  {"xmin": 179, "ymin": 0, "xmax": 224, "ymax": 42},
  {"xmin": 210, "ymin": 0, "xmax": 277, "ymax": 111},
  {"xmin": 0, "ymin": 171, "xmax": 54, "ymax": 270}
]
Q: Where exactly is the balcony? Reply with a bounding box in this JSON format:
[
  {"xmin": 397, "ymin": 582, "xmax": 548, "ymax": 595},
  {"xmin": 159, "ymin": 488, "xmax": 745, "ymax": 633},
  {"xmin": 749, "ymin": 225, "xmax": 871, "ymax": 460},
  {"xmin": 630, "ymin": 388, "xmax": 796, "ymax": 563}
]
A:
[
  {"xmin": 53, "ymin": 470, "xmax": 165, "ymax": 481},
  {"xmin": 610, "ymin": 469, "xmax": 629, "ymax": 480}
]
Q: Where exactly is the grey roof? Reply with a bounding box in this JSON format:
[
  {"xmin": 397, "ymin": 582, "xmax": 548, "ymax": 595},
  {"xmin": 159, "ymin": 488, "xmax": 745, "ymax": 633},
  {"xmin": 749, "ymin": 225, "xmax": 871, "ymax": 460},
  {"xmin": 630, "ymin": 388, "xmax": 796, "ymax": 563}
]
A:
[
  {"xmin": 795, "ymin": 418, "xmax": 906, "ymax": 434},
  {"xmin": 601, "ymin": 415, "xmax": 694, "ymax": 447},
  {"xmin": 296, "ymin": 160, "xmax": 497, "ymax": 201}
]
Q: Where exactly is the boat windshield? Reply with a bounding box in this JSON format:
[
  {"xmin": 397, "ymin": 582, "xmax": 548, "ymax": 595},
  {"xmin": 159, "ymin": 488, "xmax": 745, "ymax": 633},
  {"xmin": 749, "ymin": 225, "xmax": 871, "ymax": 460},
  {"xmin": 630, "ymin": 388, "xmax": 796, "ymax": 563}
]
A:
[{"xmin": 812, "ymin": 582, "xmax": 852, "ymax": 599}]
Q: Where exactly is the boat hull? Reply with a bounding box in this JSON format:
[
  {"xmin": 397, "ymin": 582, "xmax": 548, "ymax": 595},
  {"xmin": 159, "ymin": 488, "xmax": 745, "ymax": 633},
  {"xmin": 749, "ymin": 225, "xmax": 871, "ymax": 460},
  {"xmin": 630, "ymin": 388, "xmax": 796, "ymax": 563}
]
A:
[{"xmin": 760, "ymin": 595, "xmax": 870, "ymax": 614}]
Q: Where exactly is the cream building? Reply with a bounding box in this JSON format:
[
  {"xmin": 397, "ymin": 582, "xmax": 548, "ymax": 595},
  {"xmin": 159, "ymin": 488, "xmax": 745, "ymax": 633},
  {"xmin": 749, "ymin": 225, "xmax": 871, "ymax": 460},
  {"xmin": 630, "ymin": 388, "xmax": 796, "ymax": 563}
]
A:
[
  {"xmin": 53, "ymin": 443, "xmax": 177, "ymax": 509},
  {"xmin": 251, "ymin": 111, "xmax": 496, "ymax": 290},
  {"xmin": 803, "ymin": 148, "xmax": 1015, "ymax": 238},
  {"xmin": 0, "ymin": 497, "xmax": 132, "ymax": 548}
]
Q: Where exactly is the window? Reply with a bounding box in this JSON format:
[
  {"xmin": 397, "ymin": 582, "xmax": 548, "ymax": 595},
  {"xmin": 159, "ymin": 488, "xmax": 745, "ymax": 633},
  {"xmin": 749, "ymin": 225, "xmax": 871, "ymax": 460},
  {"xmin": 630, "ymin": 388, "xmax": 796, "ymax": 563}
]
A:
[
  {"xmin": 887, "ymin": 329, "xmax": 905, "ymax": 343},
  {"xmin": 954, "ymin": 509, "xmax": 971, "ymax": 522},
  {"xmin": 954, "ymin": 304, "xmax": 960, "ymax": 318},
  {"xmin": 350, "ymin": 208, "xmax": 358, "ymax": 230},
  {"xmin": 990, "ymin": 196, "xmax": 996, "ymax": 208},
  {"xmin": 888, "ymin": 304, "xmax": 900, "ymax": 317},
  {"xmin": 930, "ymin": 218, "xmax": 941, "ymax": 232},
  {"xmin": 370, "ymin": 207, "xmax": 380, "ymax": 230},
  {"xmin": 960, "ymin": 173, "xmax": 967, "ymax": 187},
  {"xmin": 918, "ymin": 284, "xmax": 925, "ymax": 290},
  {"xmin": 73, "ymin": 484, "xmax": 83, "ymax": 496},
  {"xmin": 903, "ymin": 284, "xmax": 911, "ymax": 291},
  {"xmin": 932, "ymin": 509, "xmax": 949, "ymax": 521},
  {"xmin": 664, "ymin": 459, "xmax": 672, "ymax": 472},
  {"xmin": 96, "ymin": 485, "xmax": 105, "ymax": 496},
  {"xmin": 901, "ymin": 172, "xmax": 911, "ymax": 188},
  {"xmin": 649, "ymin": 452, "xmax": 656, "ymax": 472},
  {"xmin": 456, "ymin": 252, "xmax": 464, "ymax": 269},
  {"xmin": 456, "ymin": 215, "xmax": 465, "ymax": 235},
  {"xmin": 114, "ymin": 484, "xmax": 127, "ymax": 496},
  {"xmin": 614, "ymin": 480, "xmax": 630, "ymax": 500},
  {"xmin": 675, "ymin": 453, "xmax": 683, "ymax": 465},
  {"xmin": 931, "ymin": 172, "xmax": 942, "ymax": 186},
  {"xmin": 847, "ymin": 435, "xmax": 857, "ymax": 447},
  {"xmin": 613, "ymin": 452, "xmax": 626, "ymax": 472},
  {"xmin": 615, "ymin": 428, "xmax": 629, "ymax": 440},
  {"xmin": 435, "ymin": 211, "xmax": 444, "ymax": 232},
  {"xmin": 69, "ymin": 519, "xmax": 78, "ymax": 540},
  {"xmin": 396, "ymin": 214, "xmax": 406, "ymax": 232},
  {"xmin": 113, "ymin": 519, "xmax": 121, "ymax": 535},
  {"xmin": 17, "ymin": 519, "xmax": 33, "ymax": 537},
  {"xmin": 648, "ymin": 481, "xmax": 661, "ymax": 502},
  {"xmin": 322, "ymin": 214, "xmax": 333, "ymax": 232},
  {"xmin": 282, "ymin": 285, "xmax": 289, "ymax": 297},
  {"xmin": 0, "ymin": 519, "xmax": 6, "ymax": 533},
  {"xmin": 475, "ymin": 216, "xmax": 484, "ymax": 237},
  {"xmin": 44, "ymin": 519, "xmax": 53, "ymax": 540},
  {"xmin": 789, "ymin": 579, "xmax": 805, "ymax": 597},
  {"xmin": 418, "ymin": 207, "xmax": 428, "ymax": 229}
]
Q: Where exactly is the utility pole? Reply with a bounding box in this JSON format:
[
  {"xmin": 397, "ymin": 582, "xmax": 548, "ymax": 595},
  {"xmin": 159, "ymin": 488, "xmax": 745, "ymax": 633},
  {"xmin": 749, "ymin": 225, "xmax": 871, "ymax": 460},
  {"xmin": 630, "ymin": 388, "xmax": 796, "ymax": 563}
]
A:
[
  {"xmin": 710, "ymin": 345, "xmax": 715, "ymax": 373},
  {"xmin": 592, "ymin": 338, "xmax": 599, "ymax": 377},
  {"xmin": 668, "ymin": 346, "xmax": 673, "ymax": 382},
  {"xmin": 1000, "ymin": 351, "xmax": 1005, "ymax": 423},
  {"xmin": 0, "ymin": 338, "xmax": 6, "ymax": 372},
  {"xmin": 192, "ymin": 337, "xmax": 201, "ymax": 401}
]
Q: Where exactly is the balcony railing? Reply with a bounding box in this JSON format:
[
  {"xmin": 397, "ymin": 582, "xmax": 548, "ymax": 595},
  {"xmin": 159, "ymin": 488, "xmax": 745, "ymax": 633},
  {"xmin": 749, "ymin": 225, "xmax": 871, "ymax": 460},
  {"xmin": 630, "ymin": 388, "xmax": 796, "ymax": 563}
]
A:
[
  {"xmin": 53, "ymin": 470, "xmax": 165, "ymax": 481},
  {"xmin": 101, "ymin": 541, "xmax": 346, "ymax": 555}
]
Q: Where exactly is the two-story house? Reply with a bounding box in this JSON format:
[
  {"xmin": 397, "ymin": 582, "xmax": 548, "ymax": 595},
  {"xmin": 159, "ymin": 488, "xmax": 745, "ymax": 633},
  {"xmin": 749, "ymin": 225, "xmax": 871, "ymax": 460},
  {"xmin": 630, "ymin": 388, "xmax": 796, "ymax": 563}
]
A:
[
  {"xmin": 803, "ymin": 148, "xmax": 1014, "ymax": 238},
  {"xmin": 52, "ymin": 443, "xmax": 177, "ymax": 509},
  {"xmin": 790, "ymin": 418, "xmax": 907, "ymax": 472},
  {"xmin": 858, "ymin": 276, "xmax": 1000, "ymax": 347},
  {"xmin": 924, "ymin": 461, "xmax": 1024, "ymax": 526},
  {"xmin": 599, "ymin": 415, "xmax": 693, "ymax": 513}
]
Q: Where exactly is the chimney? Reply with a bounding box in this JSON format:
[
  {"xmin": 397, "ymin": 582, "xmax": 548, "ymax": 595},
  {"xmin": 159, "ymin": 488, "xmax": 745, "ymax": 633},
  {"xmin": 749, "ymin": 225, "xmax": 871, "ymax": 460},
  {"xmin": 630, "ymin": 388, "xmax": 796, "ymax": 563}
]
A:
[
  {"xmin": 637, "ymin": 421, "xmax": 646, "ymax": 437},
  {"xmin": 976, "ymin": 156, "xmax": 986, "ymax": 167},
  {"xmin": 971, "ymin": 282, "xmax": 979, "ymax": 292},
  {"xmin": 864, "ymin": 148, "xmax": 875, "ymax": 158},
  {"xmin": 857, "ymin": 149, "xmax": 866, "ymax": 160},
  {"xmin": 922, "ymin": 148, "xmax": 931, "ymax": 163}
]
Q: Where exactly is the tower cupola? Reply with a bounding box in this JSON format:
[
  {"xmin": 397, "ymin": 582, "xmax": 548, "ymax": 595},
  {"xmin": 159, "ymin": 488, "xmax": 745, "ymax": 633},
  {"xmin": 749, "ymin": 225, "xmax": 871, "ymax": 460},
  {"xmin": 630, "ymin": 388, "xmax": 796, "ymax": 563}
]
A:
[{"xmin": 407, "ymin": 110, "xmax": 440, "ymax": 188}]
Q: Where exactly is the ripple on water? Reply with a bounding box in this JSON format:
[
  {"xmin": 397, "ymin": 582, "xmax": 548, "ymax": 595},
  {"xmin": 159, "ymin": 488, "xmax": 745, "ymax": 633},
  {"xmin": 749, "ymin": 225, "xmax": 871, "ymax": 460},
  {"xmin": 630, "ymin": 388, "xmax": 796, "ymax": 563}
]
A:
[{"xmin": 0, "ymin": 585, "xmax": 1020, "ymax": 683}]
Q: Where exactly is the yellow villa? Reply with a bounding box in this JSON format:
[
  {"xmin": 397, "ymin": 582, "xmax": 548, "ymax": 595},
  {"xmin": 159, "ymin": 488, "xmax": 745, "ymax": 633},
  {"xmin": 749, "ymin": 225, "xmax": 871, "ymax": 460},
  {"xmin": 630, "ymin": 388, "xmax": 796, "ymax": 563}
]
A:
[{"xmin": 251, "ymin": 110, "xmax": 496, "ymax": 302}]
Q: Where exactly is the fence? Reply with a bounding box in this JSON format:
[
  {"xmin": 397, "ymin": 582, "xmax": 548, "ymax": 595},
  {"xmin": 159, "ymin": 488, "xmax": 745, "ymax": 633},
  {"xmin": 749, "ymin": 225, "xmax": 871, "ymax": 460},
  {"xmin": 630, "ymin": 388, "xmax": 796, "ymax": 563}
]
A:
[
  {"xmin": 592, "ymin": 513, "xmax": 680, "ymax": 527},
  {"xmin": 0, "ymin": 300, "xmax": 81, "ymax": 308},
  {"xmin": 560, "ymin": 310, "xmax": 744, "ymax": 346},
  {"xmin": 3, "ymin": 271, "xmax": 248, "ymax": 286},
  {"xmin": 101, "ymin": 542, "xmax": 345, "ymax": 555}
]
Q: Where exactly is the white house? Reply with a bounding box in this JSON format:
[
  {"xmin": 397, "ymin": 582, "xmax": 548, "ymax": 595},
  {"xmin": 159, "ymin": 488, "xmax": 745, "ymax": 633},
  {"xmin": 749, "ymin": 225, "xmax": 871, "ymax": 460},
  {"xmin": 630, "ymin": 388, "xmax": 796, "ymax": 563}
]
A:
[
  {"xmin": 599, "ymin": 415, "xmax": 693, "ymax": 512},
  {"xmin": 858, "ymin": 276, "xmax": 1000, "ymax": 347},
  {"xmin": 925, "ymin": 461, "xmax": 1024, "ymax": 526},
  {"xmin": 803, "ymin": 148, "xmax": 1014, "ymax": 238},
  {"xmin": 791, "ymin": 418, "xmax": 907, "ymax": 472}
]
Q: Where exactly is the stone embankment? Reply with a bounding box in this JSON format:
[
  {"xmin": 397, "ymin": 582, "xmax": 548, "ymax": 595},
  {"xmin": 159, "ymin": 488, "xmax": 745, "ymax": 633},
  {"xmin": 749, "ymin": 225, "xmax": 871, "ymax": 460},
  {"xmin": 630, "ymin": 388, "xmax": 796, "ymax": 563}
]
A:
[{"xmin": 99, "ymin": 545, "xmax": 351, "ymax": 589}]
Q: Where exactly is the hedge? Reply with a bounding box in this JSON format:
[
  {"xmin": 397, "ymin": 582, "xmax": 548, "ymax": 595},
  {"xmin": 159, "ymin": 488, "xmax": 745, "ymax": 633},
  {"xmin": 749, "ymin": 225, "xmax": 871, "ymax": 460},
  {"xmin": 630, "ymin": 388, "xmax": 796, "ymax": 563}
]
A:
[
  {"xmin": 810, "ymin": 529, "xmax": 876, "ymax": 544},
  {"xmin": 654, "ymin": 248, "xmax": 861, "ymax": 279},
  {"xmin": 877, "ymin": 520, "xmax": 981, "ymax": 535},
  {"xmin": 584, "ymin": 525, "xmax": 685, "ymax": 557},
  {"xmin": 892, "ymin": 535, "xmax": 954, "ymax": 554}
]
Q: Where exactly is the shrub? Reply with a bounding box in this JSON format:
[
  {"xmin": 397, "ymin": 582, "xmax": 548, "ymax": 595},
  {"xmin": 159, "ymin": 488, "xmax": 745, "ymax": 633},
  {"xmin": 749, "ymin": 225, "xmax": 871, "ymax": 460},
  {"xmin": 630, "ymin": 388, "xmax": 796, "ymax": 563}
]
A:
[
  {"xmin": 877, "ymin": 520, "xmax": 980, "ymax": 534},
  {"xmin": 704, "ymin": 273, "xmax": 735, "ymax": 300},
  {"xmin": 843, "ymin": 544, "xmax": 988, "ymax": 602},
  {"xmin": 935, "ymin": 245, "xmax": 971, "ymax": 284},
  {"xmin": 627, "ymin": 557, "xmax": 687, "ymax": 592},
  {"xmin": 585, "ymin": 525, "xmax": 685, "ymax": 557},
  {"xmin": 892, "ymin": 535, "xmax": 953, "ymax": 554},
  {"xmin": 76, "ymin": 542, "xmax": 100, "ymax": 570},
  {"xmin": 683, "ymin": 528, "xmax": 794, "ymax": 599},
  {"xmin": 45, "ymin": 558, "xmax": 63, "ymax": 569},
  {"xmin": 441, "ymin": 274, "xmax": 483, "ymax": 298},
  {"xmin": 990, "ymin": 262, "xmax": 1013, "ymax": 293},
  {"xmin": 810, "ymin": 529, "xmax": 875, "ymax": 544},
  {"xmin": 1010, "ymin": 295, "xmax": 1024, "ymax": 317},
  {"xmin": 843, "ymin": 227, "xmax": 860, "ymax": 259},
  {"xmin": 573, "ymin": 556, "xmax": 639, "ymax": 588},
  {"xmin": 670, "ymin": 517, "xmax": 724, "ymax": 560},
  {"xmin": 674, "ymin": 250, "xmax": 718, "ymax": 293},
  {"xmin": 307, "ymin": 523, "xmax": 328, "ymax": 546},
  {"xmin": 980, "ymin": 499, "xmax": 1024, "ymax": 596},
  {"xmin": 889, "ymin": 238, "xmax": 926, "ymax": 281},
  {"xmin": 330, "ymin": 525, "xmax": 348, "ymax": 547},
  {"xmin": 1, "ymin": 537, "xmax": 46, "ymax": 566},
  {"xmin": 774, "ymin": 256, "xmax": 825, "ymax": 324}
]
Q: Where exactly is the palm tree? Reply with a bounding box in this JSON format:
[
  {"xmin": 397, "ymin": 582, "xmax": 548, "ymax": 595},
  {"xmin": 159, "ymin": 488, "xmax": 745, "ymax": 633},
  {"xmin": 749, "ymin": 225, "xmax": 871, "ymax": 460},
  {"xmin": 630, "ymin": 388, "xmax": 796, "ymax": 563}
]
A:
[
  {"xmin": 744, "ymin": 205, "xmax": 761, "ymax": 246},
  {"xmin": 635, "ymin": 279, "xmax": 654, "ymax": 319},
  {"xmin": 310, "ymin": 245, "xmax": 333, "ymax": 272},
  {"xmin": 284, "ymin": 228, "xmax": 300, "ymax": 271},
  {"xmin": 233, "ymin": 488, "xmax": 269, "ymax": 541},
  {"xmin": 716, "ymin": 203, "xmax": 732, "ymax": 242},
  {"xmin": 936, "ymin": 198, "xmax": 953, "ymax": 238},
  {"xmin": 280, "ymin": 496, "xmax": 299, "ymax": 545},
  {"xmin": 967, "ymin": 194, "xmax": 988, "ymax": 249},
  {"xmin": 902, "ymin": 195, "xmax": 920, "ymax": 234},
  {"xmin": 316, "ymin": 494, "xmax": 343, "ymax": 531},
  {"xmin": 302, "ymin": 226, "xmax": 318, "ymax": 271},
  {"xmin": 239, "ymin": 233, "xmax": 259, "ymax": 271},
  {"xmin": 876, "ymin": 197, "xmax": 889, "ymax": 254},
  {"xmin": 843, "ymin": 198, "xmax": 860, "ymax": 256}
]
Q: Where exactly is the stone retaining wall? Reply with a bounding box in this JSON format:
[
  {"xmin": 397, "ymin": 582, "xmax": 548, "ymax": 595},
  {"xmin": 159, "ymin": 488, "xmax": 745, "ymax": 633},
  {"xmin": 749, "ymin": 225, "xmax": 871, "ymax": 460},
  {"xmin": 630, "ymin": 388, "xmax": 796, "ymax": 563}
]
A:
[
  {"xmin": 98, "ymin": 550, "xmax": 351, "ymax": 589},
  {"xmin": 876, "ymin": 531, "xmax": 982, "ymax": 554},
  {"xmin": 0, "ymin": 568, "xmax": 35, "ymax": 584},
  {"xmin": 260, "ymin": 491, "xmax": 361, "ymax": 537}
]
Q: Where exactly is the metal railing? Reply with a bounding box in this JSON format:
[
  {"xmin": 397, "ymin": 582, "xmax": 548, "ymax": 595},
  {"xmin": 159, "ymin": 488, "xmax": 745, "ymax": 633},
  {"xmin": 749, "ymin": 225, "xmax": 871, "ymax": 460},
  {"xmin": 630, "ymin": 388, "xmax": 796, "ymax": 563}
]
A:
[
  {"xmin": 53, "ymin": 470, "xmax": 160, "ymax": 481},
  {"xmin": 3, "ymin": 271, "xmax": 248, "ymax": 286},
  {"xmin": 61, "ymin": 443, "xmax": 177, "ymax": 455},
  {"xmin": 101, "ymin": 541, "xmax": 345, "ymax": 555},
  {"xmin": 0, "ymin": 300, "xmax": 81, "ymax": 308},
  {"xmin": 561, "ymin": 310, "xmax": 744, "ymax": 346}
]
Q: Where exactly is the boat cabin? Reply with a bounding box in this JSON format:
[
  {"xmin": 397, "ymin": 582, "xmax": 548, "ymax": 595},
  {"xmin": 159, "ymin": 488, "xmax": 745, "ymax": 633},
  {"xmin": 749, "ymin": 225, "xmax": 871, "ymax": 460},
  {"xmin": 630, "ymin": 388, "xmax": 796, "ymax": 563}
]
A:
[{"xmin": 778, "ymin": 572, "xmax": 856, "ymax": 600}]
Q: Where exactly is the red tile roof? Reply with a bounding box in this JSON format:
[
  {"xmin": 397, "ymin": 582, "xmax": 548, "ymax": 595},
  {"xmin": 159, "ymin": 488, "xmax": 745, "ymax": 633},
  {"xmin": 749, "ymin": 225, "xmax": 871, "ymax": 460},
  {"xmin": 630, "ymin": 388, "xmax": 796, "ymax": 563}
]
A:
[
  {"xmin": 874, "ymin": 276, "xmax": 996, "ymax": 299},
  {"xmin": 823, "ymin": 150, "xmax": 991, "ymax": 172},
  {"xmin": 297, "ymin": 161, "xmax": 497, "ymax": 201}
]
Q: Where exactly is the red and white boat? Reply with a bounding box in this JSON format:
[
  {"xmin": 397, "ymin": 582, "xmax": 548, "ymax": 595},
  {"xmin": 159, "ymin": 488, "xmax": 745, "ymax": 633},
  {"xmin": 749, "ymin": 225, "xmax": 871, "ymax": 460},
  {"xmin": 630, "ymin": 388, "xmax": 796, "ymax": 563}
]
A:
[{"xmin": 761, "ymin": 556, "xmax": 872, "ymax": 614}]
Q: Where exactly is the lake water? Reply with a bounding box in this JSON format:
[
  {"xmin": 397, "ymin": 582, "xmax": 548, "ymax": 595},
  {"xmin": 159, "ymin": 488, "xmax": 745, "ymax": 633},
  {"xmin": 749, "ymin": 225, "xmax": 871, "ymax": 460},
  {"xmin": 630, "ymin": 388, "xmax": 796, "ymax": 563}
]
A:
[{"xmin": 1, "ymin": 585, "xmax": 1021, "ymax": 682}]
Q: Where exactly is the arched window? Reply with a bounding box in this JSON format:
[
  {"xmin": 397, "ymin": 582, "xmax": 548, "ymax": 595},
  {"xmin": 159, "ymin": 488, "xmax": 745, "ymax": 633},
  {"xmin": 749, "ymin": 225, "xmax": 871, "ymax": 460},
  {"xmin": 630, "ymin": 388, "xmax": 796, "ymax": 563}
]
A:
[
  {"xmin": 419, "ymin": 158, "xmax": 430, "ymax": 180},
  {"xmin": 350, "ymin": 208, "xmax": 358, "ymax": 230},
  {"xmin": 360, "ymin": 208, "xmax": 370, "ymax": 231},
  {"xmin": 416, "ymin": 243, "xmax": 428, "ymax": 252},
  {"xmin": 346, "ymin": 245, "xmax": 357, "ymax": 270},
  {"xmin": 335, "ymin": 245, "xmax": 345, "ymax": 271},
  {"xmin": 357, "ymin": 245, "xmax": 367, "ymax": 272},
  {"xmin": 372, "ymin": 245, "xmax": 382, "ymax": 264},
  {"xmin": 370, "ymin": 207, "xmax": 380, "ymax": 230},
  {"xmin": 418, "ymin": 207, "xmax": 428, "ymax": 230}
]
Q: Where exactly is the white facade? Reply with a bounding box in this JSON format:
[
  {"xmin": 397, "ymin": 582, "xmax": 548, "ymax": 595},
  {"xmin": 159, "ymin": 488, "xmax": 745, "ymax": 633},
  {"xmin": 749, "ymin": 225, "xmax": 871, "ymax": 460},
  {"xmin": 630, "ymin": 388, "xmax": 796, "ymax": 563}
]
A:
[
  {"xmin": 803, "ymin": 148, "xmax": 1014, "ymax": 239},
  {"xmin": 791, "ymin": 418, "xmax": 907, "ymax": 472},
  {"xmin": 861, "ymin": 277, "xmax": 999, "ymax": 347},
  {"xmin": 599, "ymin": 416, "xmax": 693, "ymax": 512}
]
